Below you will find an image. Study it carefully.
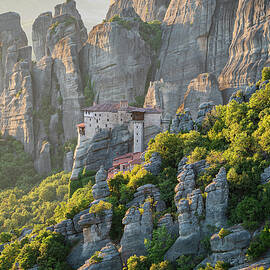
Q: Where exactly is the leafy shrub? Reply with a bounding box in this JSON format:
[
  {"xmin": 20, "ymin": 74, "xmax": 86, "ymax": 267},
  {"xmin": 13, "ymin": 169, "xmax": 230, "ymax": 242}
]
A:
[
  {"xmin": 144, "ymin": 227, "xmax": 175, "ymax": 264},
  {"xmin": 139, "ymin": 20, "xmax": 162, "ymax": 52},
  {"xmin": 231, "ymin": 197, "xmax": 262, "ymax": 230},
  {"xmin": 176, "ymin": 255, "xmax": 205, "ymax": 270},
  {"xmin": 125, "ymin": 255, "xmax": 150, "ymax": 270},
  {"xmin": 109, "ymin": 15, "xmax": 134, "ymax": 30},
  {"xmin": 218, "ymin": 228, "xmax": 232, "ymax": 239},
  {"xmin": 84, "ymin": 76, "xmax": 95, "ymax": 106},
  {"xmin": 88, "ymin": 251, "xmax": 103, "ymax": 265},
  {"xmin": 0, "ymin": 232, "xmax": 12, "ymax": 244},
  {"xmin": 262, "ymin": 67, "xmax": 270, "ymax": 81},
  {"xmin": 0, "ymin": 231, "xmax": 69, "ymax": 270},
  {"xmin": 89, "ymin": 201, "xmax": 112, "ymax": 215},
  {"xmin": 198, "ymin": 261, "xmax": 230, "ymax": 270},
  {"xmin": 150, "ymin": 260, "xmax": 172, "ymax": 270},
  {"xmin": 246, "ymin": 223, "xmax": 270, "ymax": 261}
]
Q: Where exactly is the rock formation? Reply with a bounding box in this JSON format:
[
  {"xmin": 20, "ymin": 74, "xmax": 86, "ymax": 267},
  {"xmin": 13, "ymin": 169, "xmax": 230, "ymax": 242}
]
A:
[
  {"xmin": 78, "ymin": 243, "xmax": 122, "ymax": 270},
  {"xmin": 71, "ymin": 125, "xmax": 131, "ymax": 180},
  {"xmin": 106, "ymin": 0, "xmax": 170, "ymax": 22},
  {"xmin": 183, "ymin": 73, "xmax": 223, "ymax": 119},
  {"xmin": 120, "ymin": 200, "xmax": 153, "ymax": 263},
  {"xmin": 219, "ymin": 0, "xmax": 270, "ymax": 101},
  {"xmin": 144, "ymin": 80, "xmax": 180, "ymax": 121},
  {"xmin": 143, "ymin": 152, "xmax": 162, "ymax": 176},
  {"xmin": 195, "ymin": 102, "xmax": 215, "ymax": 127},
  {"xmin": 156, "ymin": 0, "xmax": 239, "ymax": 109},
  {"xmin": 171, "ymin": 109, "xmax": 194, "ymax": 134},
  {"xmin": 80, "ymin": 9, "xmax": 152, "ymax": 104},
  {"xmin": 200, "ymin": 225, "xmax": 251, "ymax": 267}
]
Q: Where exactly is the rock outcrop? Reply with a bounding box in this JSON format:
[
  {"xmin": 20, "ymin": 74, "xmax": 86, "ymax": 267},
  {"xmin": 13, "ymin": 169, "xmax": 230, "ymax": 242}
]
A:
[
  {"xmin": 171, "ymin": 109, "xmax": 194, "ymax": 134},
  {"xmin": 144, "ymin": 80, "xmax": 180, "ymax": 122},
  {"xmin": 143, "ymin": 152, "xmax": 162, "ymax": 176},
  {"xmin": 156, "ymin": 0, "xmax": 239, "ymax": 111},
  {"xmin": 106, "ymin": 0, "xmax": 170, "ymax": 22},
  {"xmin": 200, "ymin": 226, "xmax": 251, "ymax": 267},
  {"xmin": 219, "ymin": 0, "xmax": 270, "ymax": 101},
  {"xmin": 166, "ymin": 164, "xmax": 228, "ymax": 262},
  {"xmin": 120, "ymin": 201, "xmax": 153, "ymax": 263},
  {"xmin": 92, "ymin": 166, "xmax": 111, "ymax": 201},
  {"xmin": 183, "ymin": 73, "xmax": 223, "ymax": 120},
  {"xmin": 71, "ymin": 125, "xmax": 131, "ymax": 180},
  {"xmin": 195, "ymin": 102, "xmax": 215, "ymax": 127},
  {"xmin": 127, "ymin": 183, "xmax": 166, "ymax": 212},
  {"xmin": 79, "ymin": 243, "xmax": 122, "ymax": 270},
  {"xmin": 80, "ymin": 10, "xmax": 152, "ymax": 104}
]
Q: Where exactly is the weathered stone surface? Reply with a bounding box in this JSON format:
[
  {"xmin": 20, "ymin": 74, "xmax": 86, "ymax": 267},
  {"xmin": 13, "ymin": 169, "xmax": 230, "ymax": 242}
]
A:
[
  {"xmin": 261, "ymin": 165, "xmax": 270, "ymax": 185},
  {"xmin": 199, "ymin": 226, "xmax": 251, "ymax": 267},
  {"xmin": 156, "ymin": 0, "xmax": 238, "ymax": 111},
  {"xmin": 32, "ymin": 12, "xmax": 52, "ymax": 61},
  {"xmin": 166, "ymin": 189, "xmax": 203, "ymax": 261},
  {"xmin": 63, "ymin": 151, "xmax": 74, "ymax": 172},
  {"xmin": 78, "ymin": 243, "xmax": 122, "ymax": 270},
  {"xmin": 143, "ymin": 152, "xmax": 162, "ymax": 176},
  {"xmin": 80, "ymin": 11, "xmax": 151, "ymax": 104},
  {"xmin": 211, "ymin": 226, "xmax": 251, "ymax": 253},
  {"xmin": 106, "ymin": 0, "xmax": 170, "ymax": 22},
  {"xmin": 183, "ymin": 73, "xmax": 223, "ymax": 120},
  {"xmin": 205, "ymin": 167, "xmax": 228, "ymax": 229},
  {"xmin": 34, "ymin": 141, "xmax": 52, "ymax": 175},
  {"xmin": 230, "ymin": 257, "xmax": 270, "ymax": 270},
  {"xmin": 127, "ymin": 184, "xmax": 166, "ymax": 212},
  {"xmin": 157, "ymin": 213, "xmax": 179, "ymax": 238},
  {"xmin": 120, "ymin": 201, "xmax": 153, "ymax": 263},
  {"xmin": 144, "ymin": 80, "xmax": 180, "ymax": 122},
  {"xmin": 171, "ymin": 109, "xmax": 194, "ymax": 134},
  {"xmin": 219, "ymin": 0, "xmax": 270, "ymax": 101},
  {"xmin": 92, "ymin": 166, "xmax": 110, "ymax": 201},
  {"xmin": 195, "ymin": 102, "xmax": 215, "ymax": 127},
  {"xmin": 71, "ymin": 125, "xmax": 131, "ymax": 180}
]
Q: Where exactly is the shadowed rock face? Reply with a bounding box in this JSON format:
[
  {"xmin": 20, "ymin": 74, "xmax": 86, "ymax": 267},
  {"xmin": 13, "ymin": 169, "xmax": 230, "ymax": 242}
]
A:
[
  {"xmin": 106, "ymin": 0, "xmax": 171, "ymax": 22},
  {"xmin": 219, "ymin": 0, "xmax": 270, "ymax": 101}
]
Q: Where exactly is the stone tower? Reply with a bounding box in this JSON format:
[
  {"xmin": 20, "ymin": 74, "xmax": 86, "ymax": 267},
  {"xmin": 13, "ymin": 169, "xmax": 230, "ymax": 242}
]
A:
[{"xmin": 133, "ymin": 120, "xmax": 144, "ymax": 153}]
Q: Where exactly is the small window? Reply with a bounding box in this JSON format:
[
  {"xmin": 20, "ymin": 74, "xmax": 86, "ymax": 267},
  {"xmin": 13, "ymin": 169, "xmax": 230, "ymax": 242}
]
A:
[
  {"xmin": 107, "ymin": 119, "xmax": 109, "ymax": 122},
  {"xmin": 121, "ymin": 119, "xmax": 123, "ymax": 121},
  {"xmin": 99, "ymin": 114, "xmax": 101, "ymax": 116},
  {"xmin": 137, "ymin": 140, "xmax": 138, "ymax": 143},
  {"xmin": 89, "ymin": 124, "xmax": 91, "ymax": 127},
  {"xmin": 105, "ymin": 124, "xmax": 107, "ymax": 127},
  {"xmin": 96, "ymin": 119, "xmax": 98, "ymax": 123},
  {"xmin": 95, "ymin": 113, "xmax": 96, "ymax": 116}
]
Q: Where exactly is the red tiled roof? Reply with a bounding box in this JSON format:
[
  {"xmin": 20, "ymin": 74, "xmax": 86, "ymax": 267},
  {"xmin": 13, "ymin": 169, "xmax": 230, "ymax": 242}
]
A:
[
  {"xmin": 77, "ymin": 123, "xmax": 85, "ymax": 128},
  {"xmin": 83, "ymin": 103, "xmax": 162, "ymax": 114},
  {"xmin": 113, "ymin": 152, "xmax": 142, "ymax": 167}
]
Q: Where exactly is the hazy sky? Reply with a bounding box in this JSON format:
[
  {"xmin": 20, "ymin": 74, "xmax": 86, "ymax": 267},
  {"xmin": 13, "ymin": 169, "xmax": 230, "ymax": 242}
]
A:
[{"xmin": 0, "ymin": 0, "xmax": 110, "ymax": 44}]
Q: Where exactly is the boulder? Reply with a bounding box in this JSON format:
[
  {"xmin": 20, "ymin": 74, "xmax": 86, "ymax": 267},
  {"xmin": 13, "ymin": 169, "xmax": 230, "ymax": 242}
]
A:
[{"xmin": 157, "ymin": 213, "xmax": 179, "ymax": 238}]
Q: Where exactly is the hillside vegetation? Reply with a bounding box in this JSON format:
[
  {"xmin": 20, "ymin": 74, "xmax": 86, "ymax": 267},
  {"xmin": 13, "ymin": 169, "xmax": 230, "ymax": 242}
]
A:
[{"xmin": 1, "ymin": 69, "xmax": 270, "ymax": 269}]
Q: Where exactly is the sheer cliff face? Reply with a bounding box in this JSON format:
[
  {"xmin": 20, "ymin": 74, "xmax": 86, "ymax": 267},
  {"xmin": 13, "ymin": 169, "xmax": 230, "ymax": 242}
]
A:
[
  {"xmin": 219, "ymin": 0, "xmax": 270, "ymax": 97},
  {"xmin": 0, "ymin": 13, "xmax": 34, "ymax": 155},
  {"xmin": 156, "ymin": 0, "xmax": 238, "ymax": 103},
  {"xmin": 80, "ymin": 20, "xmax": 152, "ymax": 104},
  {"xmin": 106, "ymin": 0, "xmax": 170, "ymax": 22}
]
